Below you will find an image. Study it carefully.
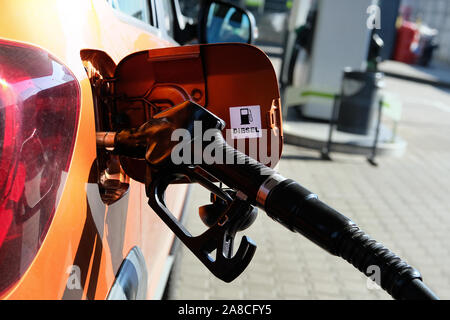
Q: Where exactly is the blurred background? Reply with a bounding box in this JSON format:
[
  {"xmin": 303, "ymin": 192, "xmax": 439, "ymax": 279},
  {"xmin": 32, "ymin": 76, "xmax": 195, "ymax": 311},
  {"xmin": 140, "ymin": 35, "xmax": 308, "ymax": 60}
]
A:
[{"xmin": 164, "ymin": 0, "xmax": 450, "ymax": 300}]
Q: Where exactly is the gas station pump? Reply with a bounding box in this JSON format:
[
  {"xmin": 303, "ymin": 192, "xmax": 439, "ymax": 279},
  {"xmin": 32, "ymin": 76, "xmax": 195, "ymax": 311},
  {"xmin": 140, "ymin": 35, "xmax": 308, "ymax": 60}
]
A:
[
  {"xmin": 281, "ymin": 0, "xmax": 375, "ymax": 121},
  {"xmin": 280, "ymin": 0, "xmax": 405, "ymax": 161}
]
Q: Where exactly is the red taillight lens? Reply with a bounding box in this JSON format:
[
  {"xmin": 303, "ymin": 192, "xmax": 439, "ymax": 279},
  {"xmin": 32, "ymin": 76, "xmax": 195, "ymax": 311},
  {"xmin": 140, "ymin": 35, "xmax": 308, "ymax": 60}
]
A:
[{"xmin": 0, "ymin": 39, "xmax": 80, "ymax": 295}]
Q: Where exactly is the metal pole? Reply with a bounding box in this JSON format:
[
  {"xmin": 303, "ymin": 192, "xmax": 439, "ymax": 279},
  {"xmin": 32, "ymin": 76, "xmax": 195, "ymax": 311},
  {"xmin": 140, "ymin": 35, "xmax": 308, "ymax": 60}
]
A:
[
  {"xmin": 321, "ymin": 94, "xmax": 340, "ymax": 160},
  {"xmin": 367, "ymin": 98, "xmax": 383, "ymax": 166}
]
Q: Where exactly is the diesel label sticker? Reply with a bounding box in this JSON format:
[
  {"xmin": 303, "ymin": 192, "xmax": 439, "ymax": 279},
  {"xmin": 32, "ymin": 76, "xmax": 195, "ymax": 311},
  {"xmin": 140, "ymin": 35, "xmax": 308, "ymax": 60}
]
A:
[{"xmin": 229, "ymin": 105, "xmax": 262, "ymax": 139}]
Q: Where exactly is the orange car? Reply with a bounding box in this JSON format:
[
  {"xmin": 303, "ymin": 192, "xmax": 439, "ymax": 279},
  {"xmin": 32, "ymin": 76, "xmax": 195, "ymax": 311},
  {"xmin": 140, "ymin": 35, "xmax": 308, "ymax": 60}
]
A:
[{"xmin": 0, "ymin": 0, "xmax": 259, "ymax": 300}]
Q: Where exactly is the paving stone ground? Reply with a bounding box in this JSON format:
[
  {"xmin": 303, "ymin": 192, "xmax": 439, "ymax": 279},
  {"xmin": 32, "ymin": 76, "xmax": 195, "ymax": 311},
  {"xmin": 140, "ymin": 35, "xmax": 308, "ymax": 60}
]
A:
[{"xmin": 164, "ymin": 74, "xmax": 450, "ymax": 300}]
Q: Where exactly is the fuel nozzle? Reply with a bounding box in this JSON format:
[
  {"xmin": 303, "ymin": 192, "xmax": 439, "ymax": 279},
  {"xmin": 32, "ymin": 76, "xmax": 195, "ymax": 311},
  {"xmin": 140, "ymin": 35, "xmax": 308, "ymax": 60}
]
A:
[
  {"xmin": 95, "ymin": 100, "xmax": 439, "ymax": 298},
  {"xmin": 96, "ymin": 101, "xmax": 225, "ymax": 166},
  {"xmin": 95, "ymin": 101, "xmax": 259, "ymax": 283}
]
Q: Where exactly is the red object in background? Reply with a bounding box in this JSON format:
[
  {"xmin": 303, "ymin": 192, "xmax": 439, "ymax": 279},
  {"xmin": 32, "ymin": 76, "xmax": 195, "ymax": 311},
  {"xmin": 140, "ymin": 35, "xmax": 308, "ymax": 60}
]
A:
[{"xmin": 393, "ymin": 21, "xmax": 420, "ymax": 64}]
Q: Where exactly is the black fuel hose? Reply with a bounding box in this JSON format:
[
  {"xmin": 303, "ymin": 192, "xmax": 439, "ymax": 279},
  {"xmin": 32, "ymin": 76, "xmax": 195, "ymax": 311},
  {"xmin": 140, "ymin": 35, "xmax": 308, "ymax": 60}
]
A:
[
  {"xmin": 199, "ymin": 132, "xmax": 439, "ymax": 300},
  {"xmin": 108, "ymin": 107, "xmax": 439, "ymax": 300}
]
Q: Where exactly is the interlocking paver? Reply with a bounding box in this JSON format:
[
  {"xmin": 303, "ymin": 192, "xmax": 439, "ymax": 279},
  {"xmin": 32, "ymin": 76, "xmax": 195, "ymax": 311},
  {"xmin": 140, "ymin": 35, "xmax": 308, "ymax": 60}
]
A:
[{"xmin": 165, "ymin": 73, "xmax": 450, "ymax": 300}]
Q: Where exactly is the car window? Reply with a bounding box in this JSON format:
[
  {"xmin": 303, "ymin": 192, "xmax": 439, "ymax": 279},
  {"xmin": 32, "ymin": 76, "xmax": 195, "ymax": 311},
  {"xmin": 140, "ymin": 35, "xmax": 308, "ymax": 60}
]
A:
[{"xmin": 107, "ymin": 0, "xmax": 152, "ymax": 25}]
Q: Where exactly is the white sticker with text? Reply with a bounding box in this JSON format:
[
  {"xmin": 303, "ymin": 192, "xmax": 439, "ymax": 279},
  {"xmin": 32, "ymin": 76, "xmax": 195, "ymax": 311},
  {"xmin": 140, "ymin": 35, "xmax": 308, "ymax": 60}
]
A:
[{"xmin": 229, "ymin": 105, "xmax": 262, "ymax": 139}]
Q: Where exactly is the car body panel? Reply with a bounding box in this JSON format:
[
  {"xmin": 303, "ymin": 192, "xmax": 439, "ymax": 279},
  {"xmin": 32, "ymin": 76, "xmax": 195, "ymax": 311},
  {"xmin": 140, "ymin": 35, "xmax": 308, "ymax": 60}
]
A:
[{"xmin": 0, "ymin": 0, "xmax": 187, "ymax": 300}]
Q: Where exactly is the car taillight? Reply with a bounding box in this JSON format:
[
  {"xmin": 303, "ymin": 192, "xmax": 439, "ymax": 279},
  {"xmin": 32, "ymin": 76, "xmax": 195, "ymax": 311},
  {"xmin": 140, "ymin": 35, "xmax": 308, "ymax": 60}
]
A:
[{"xmin": 0, "ymin": 39, "xmax": 80, "ymax": 295}]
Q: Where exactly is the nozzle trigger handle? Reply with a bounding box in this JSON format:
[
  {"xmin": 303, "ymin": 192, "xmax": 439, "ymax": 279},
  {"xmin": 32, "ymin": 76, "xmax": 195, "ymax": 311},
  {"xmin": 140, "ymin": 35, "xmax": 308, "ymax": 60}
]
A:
[{"xmin": 146, "ymin": 168, "xmax": 256, "ymax": 283}]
